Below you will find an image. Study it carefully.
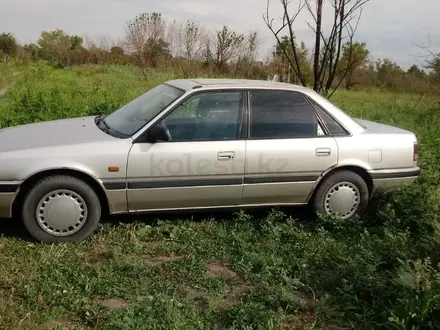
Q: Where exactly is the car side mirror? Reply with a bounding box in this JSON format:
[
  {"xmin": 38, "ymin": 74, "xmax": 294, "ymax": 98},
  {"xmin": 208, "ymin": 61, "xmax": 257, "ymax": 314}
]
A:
[{"xmin": 145, "ymin": 124, "xmax": 170, "ymax": 143}]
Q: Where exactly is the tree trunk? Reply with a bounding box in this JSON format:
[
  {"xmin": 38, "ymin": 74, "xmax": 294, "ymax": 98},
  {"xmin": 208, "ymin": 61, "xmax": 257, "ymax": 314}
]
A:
[{"xmin": 313, "ymin": 0, "xmax": 323, "ymax": 92}]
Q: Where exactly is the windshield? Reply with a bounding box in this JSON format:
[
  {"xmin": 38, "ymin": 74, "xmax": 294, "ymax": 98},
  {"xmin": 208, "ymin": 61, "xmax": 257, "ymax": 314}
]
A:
[{"xmin": 103, "ymin": 83, "xmax": 185, "ymax": 136}]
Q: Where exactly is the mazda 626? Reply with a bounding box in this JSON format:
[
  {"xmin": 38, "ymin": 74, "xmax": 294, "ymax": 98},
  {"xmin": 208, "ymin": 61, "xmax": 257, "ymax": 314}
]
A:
[{"xmin": 0, "ymin": 79, "xmax": 420, "ymax": 242}]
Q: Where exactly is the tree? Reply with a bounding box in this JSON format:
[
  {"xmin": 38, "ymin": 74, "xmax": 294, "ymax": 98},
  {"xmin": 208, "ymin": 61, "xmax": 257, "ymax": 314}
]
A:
[
  {"xmin": 375, "ymin": 58, "xmax": 404, "ymax": 88},
  {"xmin": 84, "ymin": 34, "xmax": 119, "ymax": 52},
  {"xmin": 125, "ymin": 12, "xmax": 166, "ymax": 68},
  {"xmin": 264, "ymin": 1, "xmax": 309, "ymax": 86},
  {"xmin": 246, "ymin": 32, "xmax": 261, "ymax": 63},
  {"xmin": 143, "ymin": 38, "xmax": 171, "ymax": 67},
  {"xmin": 202, "ymin": 38, "xmax": 214, "ymax": 68},
  {"xmin": 37, "ymin": 29, "xmax": 75, "ymax": 67},
  {"xmin": 23, "ymin": 43, "xmax": 40, "ymax": 60},
  {"xmin": 214, "ymin": 25, "xmax": 245, "ymax": 71},
  {"xmin": 425, "ymin": 55, "xmax": 440, "ymax": 79},
  {"xmin": 413, "ymin": 39, "xmax": 440, "ymax": 83},
  {"xmin": 182, "ymin": 21, "xmax": 205, "ymax": 60},
  {"xmin": 339, "ymin": 41, "xmax": 370, "ymax": 89},
  {"xmin": 70, "ymin": 35, "xmax": 84, "ymax": 51},
  {"xmin": 264, "ymin": 0, "xmax": 371, "ymax": 97},
  {"xmin": 407, "ymin": 64, "xmax": 426, "ymax": 79},
  {"xmin": 0, "ymin": 33, "xmax": 17, "ymax": 57},
  {"xmin": 110, "ymin": 46, "xmax": 124, "ymax": 56},
  {"xmin": 238, "ymin": 31, "xmax": 262, "ymax": 77},
  {"xmin": 232, "ymin": 31, "xmax": 260, "ymax": 76},
  {"xmin": 274, "ymin": 35, "xmax": 311, "ymax": 84}
]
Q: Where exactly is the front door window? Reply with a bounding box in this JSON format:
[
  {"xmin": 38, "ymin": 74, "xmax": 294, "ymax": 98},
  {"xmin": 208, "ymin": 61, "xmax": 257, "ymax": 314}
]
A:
[{"xmin": 161, "ymin": 91, "xmax": 244, "ymax": 142}]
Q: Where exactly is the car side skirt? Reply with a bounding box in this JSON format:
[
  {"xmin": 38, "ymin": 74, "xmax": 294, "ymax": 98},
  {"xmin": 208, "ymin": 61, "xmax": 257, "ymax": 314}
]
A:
[
  {"xmin": 102, "ymin": 175, "xmax": 319, "ymax": 214},
  {"xmin": 124, "ymin": 202, "xmax": 308, "ymax": 215},
  {"xmin": 103, "ymin": 175, "xmax": 320, "ymax": 191}
]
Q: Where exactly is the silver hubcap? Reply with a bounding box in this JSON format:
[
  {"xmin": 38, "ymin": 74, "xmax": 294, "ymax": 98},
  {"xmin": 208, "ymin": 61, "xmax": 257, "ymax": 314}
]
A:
[
  {"xmin": 324, "ymin": 181, "xmax": 360, "ymax": 219},
  {"xmin": 36, "ymin": 189, "xmax": 88, "ymax": 237}
]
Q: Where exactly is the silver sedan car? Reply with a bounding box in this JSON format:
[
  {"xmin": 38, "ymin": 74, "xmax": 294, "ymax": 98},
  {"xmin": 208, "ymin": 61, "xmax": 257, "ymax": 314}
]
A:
[{"xmin": 0, "ymin": 79, "xmax": 420, "ymax": 242}]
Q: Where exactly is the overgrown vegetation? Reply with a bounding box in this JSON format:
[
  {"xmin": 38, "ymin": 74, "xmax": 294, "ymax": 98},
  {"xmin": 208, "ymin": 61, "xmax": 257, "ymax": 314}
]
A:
[
  {"xmin": 0, "ymin": 62, "xmax": 439, "ymax": 329},
  {"xmin": 2, "ymin": 7, "xmax": 440, "ymax": 95}
]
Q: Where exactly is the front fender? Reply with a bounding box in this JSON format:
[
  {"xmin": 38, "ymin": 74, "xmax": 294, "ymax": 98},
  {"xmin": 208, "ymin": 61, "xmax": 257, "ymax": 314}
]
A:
[
  {"xmin": 19, "ymin": 160, "xmax": 103, "ymax": 184},
  {"xmin": 0, "ymin": 141, "xmax": 130, "ymax": 183},
  {"xmin": 0, "ymin": 142, "xmax": 131, "ymax": 215}
]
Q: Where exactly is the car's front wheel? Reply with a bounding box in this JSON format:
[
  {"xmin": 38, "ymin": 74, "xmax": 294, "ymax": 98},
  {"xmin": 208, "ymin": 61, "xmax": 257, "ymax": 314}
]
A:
[
  {"xmin": 313, "ymin": 170, "xmax": 369, "ymax": 220},
  {"xmin": 21, "ymin": 175, "xmax": 101, "ymax": 243}
]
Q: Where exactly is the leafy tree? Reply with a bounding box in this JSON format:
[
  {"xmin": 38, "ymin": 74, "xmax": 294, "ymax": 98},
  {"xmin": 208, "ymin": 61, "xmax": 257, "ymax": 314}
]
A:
[
  {"xmin": 407, "ymin": 64, "xmax": 426, "ymax": 79},
  {"xmin": 143, "ymin": 38, "xmax": 171, "ymax": 67},
  {"xmin": 70, "ymin": 35, "xmax": 84, "ymax": 51},
  {"xmin": 339, "ymin": 42, "xmax": 370, "ymax": 89},
  {"xmin": 37, "ymin": 29, "xmax": 76, "ymax": 67},
  {"xmin": 425, "ymin": 54, "xmax": 440, "ymax": 81},
  {"xmin": 375, "ymin": 58, "xmax": 404, "ymax": 88},
  {"xmin": 0, "ymin": 33, "xmax": 17, "ymax": 57},
  {"xmin": 274, "ymin": 35, "xmax": 311, "ymax": 84},
  {"xmin": 110, "ymin": 46, "xmax": 124, "ymax": 56},
  {"xmin": 23, "ymin": 43, "xmax": 40, "ymax": 60}
]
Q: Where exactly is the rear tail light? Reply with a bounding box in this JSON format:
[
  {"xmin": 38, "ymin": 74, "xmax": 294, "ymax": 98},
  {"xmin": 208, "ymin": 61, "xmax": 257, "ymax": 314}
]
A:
[{"xmin": 413, "ymin": 142, "xmax": 419, "ymax": 161}]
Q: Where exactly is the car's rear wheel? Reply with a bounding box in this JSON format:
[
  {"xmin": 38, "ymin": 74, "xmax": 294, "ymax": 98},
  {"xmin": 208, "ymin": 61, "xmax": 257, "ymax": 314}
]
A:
[
  {"xmin": 21, "ymin": 175, "xmax": 101, "ymax": 243},
  {"xmin": 313, "ymin": 170, "xmax": 369, "ymax": 220}
]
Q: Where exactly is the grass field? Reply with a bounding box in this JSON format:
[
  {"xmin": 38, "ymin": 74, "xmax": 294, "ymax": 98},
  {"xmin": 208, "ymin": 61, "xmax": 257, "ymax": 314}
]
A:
[{"xmin": 0, "ymin": 61, "xmax": 439, "ymax": 330}]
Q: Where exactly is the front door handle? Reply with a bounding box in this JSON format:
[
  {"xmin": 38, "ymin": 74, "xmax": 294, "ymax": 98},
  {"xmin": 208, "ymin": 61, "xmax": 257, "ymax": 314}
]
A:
[
  {"xmin": 218, "ymin": 151, "xmax": 235, "ymax": 161},
  {"xmin": 316, "ymin": 148, "xmax": 331, "ymax": 157}
]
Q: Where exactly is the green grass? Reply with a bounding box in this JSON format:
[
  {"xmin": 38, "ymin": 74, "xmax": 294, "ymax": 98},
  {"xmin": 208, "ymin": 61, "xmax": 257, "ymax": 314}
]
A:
[
  {"xmin": 0, "ymin": 60, "xmax": 30, "ymax": 93},
  {"xmin": 0, "ymin": 63, "xmax": 439, "ymax": 330}
]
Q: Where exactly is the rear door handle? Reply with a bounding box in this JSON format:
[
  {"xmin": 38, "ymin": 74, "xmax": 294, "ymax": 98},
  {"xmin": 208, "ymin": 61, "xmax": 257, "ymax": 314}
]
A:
[
  {"xmin": 218, "ymin": 151, "xmax": 235, "ymax": 161},
  {"xmin": 316, "ymin": 148, "xmax": 331, "ymax": 157}
]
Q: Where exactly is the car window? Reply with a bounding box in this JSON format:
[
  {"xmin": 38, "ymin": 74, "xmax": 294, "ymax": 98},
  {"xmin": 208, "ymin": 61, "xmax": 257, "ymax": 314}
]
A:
[
  {"xmin": 250, "ymin": 90, "xmax": 320, "ymax": 139},
  {"xmin": 161, "ymin": 91, "xmax": 243, "ymax": 142},
  {"xmin": 308, "ymin": 98, "xmax": 349, "ymax": 136},
  {"xmin": 103, "ymin": 83, "xmax": 184, "ymax": 136}
]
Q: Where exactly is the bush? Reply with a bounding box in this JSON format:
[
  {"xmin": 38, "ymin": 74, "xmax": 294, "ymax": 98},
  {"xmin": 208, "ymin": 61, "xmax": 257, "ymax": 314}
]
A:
[{"xmin": 0, "ymin": 33, "xmax": 17, "ymax": 57}]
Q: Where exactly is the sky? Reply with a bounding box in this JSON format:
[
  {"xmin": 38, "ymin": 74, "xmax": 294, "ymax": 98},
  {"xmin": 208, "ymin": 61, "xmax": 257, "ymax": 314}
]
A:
[{"xmin": 1, "ymin": 0, "xmax": 439, "ymax": 69}]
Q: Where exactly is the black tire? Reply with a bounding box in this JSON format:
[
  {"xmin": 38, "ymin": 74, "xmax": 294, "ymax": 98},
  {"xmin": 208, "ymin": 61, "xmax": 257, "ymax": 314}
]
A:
[
  {"xmin": 21, "ymin": 175, "xmax": 101, "ymax": 243},
  {"xmin": 313, "ymin": 170, "xmax": 369, "ymax": 219}
]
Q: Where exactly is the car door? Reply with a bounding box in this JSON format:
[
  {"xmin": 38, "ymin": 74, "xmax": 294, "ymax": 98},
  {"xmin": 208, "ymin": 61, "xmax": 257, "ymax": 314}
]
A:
[
  {"xmin": 242, "ymin": 89, "xmax": 339, "ymax": 205},
  {"xmin": 126, "ymin": 90, "xmax": 246, "ymax": 211}
]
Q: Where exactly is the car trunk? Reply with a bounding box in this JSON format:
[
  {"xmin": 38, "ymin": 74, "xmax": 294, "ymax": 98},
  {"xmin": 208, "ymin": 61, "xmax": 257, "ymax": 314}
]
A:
[{"xmin": 354, "ymin": 118, "xmax": 414, "ymax": 135}]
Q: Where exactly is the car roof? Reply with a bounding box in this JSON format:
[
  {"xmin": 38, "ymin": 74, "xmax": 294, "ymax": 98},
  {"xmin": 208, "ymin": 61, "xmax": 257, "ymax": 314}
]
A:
[{"xmin": 165, "ymin": 78, "xmax": 314, "ymax": 93}]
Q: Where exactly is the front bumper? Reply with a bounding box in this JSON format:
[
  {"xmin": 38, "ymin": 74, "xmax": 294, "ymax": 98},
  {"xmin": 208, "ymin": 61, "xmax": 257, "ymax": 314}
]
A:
[
  {"xmin": 369, "ymin": 167, "xmax": 420, "ymax": 193},
  {"xmin": 0, "ymin": 182, "xmax": 21, "ymax": 218}
]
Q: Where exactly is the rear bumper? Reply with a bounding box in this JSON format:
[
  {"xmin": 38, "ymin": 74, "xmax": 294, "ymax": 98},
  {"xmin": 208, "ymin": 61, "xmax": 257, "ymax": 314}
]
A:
[
  {"xmin": 0, "ymin": 182, "xmax": 21, "ymax": 218},
  {"xmin": 369, "ymin": 167, "xmax": 420, "ymax": 192}
]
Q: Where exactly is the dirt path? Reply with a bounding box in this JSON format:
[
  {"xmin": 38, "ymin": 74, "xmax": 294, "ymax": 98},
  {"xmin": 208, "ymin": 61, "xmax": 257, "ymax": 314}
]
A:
[{"xmin": 0, "ymin": 71, "xmax": 22, "ymax": 98}]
